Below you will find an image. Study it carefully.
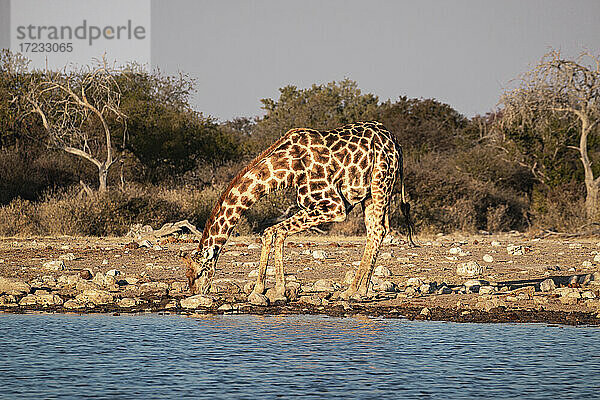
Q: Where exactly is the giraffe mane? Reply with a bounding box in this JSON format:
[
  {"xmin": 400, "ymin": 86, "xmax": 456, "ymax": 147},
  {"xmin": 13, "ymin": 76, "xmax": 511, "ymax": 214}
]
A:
[{"xmin": 199, "ymin": 129, "xmax": 299, "ymax": 247}]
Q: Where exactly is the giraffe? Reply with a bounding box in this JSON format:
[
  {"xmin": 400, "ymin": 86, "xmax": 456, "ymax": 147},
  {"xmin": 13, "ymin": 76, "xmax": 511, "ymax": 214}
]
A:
[{"xmin": 183, "ymin": 121, "xmax": 415, "ymax": 303}]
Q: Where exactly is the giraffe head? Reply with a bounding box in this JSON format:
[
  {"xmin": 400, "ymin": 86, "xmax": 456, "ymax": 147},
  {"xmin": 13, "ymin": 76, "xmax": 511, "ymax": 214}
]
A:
[{"xmin": 181, "ymin": 246, "xmax": 218, "ymax": 294}]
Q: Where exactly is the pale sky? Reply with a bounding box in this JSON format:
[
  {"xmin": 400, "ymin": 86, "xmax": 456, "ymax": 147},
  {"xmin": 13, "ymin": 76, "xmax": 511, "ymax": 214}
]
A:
[{"xmin": 150, "ymin": 0, "xmax": 599, "ymax": 121}]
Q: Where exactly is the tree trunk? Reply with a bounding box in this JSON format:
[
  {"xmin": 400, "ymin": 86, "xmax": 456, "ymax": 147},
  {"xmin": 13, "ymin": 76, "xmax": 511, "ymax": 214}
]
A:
[
  {"xmin": 585, "ymin": 182, "xmax": 600, "ymax": 223},
  {"xmin": 98, "ymin": 166, "xmax": 108, "ymax": 192}
]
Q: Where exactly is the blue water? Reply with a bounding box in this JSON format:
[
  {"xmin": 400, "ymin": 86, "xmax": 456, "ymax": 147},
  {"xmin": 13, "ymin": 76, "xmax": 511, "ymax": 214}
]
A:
[{"xmin": 0, "ymin": 314, "xmax": 599, "ymax": 399}]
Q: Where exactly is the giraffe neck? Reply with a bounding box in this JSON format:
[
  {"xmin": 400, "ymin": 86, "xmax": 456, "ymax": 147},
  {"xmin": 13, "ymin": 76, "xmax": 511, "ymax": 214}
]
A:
[{"xmin": 200, "ymin": 160, "xmax": 292, "ymax": 254}]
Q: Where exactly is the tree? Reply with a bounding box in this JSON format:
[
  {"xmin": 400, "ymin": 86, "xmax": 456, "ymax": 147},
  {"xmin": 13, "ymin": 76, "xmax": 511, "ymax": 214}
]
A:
[
  {"xmin": 499, "ymin": 50, "xmax": 600, "ymax": 222},
  {"xmin": 250, "ymin": 79, "xmax": 379, "ymax": 154},
  {"xmin": 19, "ymin": 56, "xmax": 126, "ymax": 192}
]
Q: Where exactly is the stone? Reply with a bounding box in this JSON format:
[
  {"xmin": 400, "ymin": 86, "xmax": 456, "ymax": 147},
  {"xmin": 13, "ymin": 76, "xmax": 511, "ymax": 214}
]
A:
[
  {"xmin": 406, "ymin": 277, "xmax": 423, "ymax": 287},
  {"xmin": 80, "ymin": 269, "xmax": 93, "ymax": 280},
  {"xmin": 312, "ymin": 250, "xmax": 327, "ymax": 260},
  {"xmin": 19, "ymin": 292, "xmax": 63, "ymax": 307},
  {"xmin": 117, "ymin": 297, "xmax": 139, "ymax": 308},
  {"xmin": 170, "ymin": 281, "xmax": 188, "ymax": 293},
  {"xmin": 380, "ymin": 252, "xmax": 393, "ymax": 260},
  {"xmin": 449, "ymin": 247, "xmax": 461, "ymax": 255},
  {"xmin": 59, "ymin": 253, "xmax": 77, "ymax": 261},
  {"xmin": 479, "ymin": 286, "xmax": 495, "ymax": 295},
  {"xmin": 506, "ymin": 244, "xmax": 529, "ymax": 255},
  {"xmin": 437, "ymin": 285, "xmax": 452, "ymax": 294},
  {"xmin": 180, "ymin": 294, "xmax": 213, "ymax": 309},
  {"xmin": 476, "ymin": 297, "xmax": 507, "ymax": 312},
  {"xmin": 582, "ymin": 261, "xmax": 593, "ymax": 268},
  {"xmin": 124, "ymin": 276, "xmax": 139, "ymax": 285},
  {"xmin": 491, "ymin": 241, "xmax": 501, "ymax": 247},
  {"xmin": 420, "ymin": 307, "xmax": 430, "ymax": 316},
  {"xmin": 247, "ymin": 292, "xmax": 269, "ymax": 306},
  {"xmin": 539, "ymin": 278, "xmax": 556, "ymax": 292},
  {"xmin": 419, "ymin": 283, "xmax": 435, "ymax": 294},
  {"xmin": 0, "ymin": 277, "xmax": 31, "ymax": 295},
  {"xmin": 243, "ymin": 282, "xmax": 255, "ymax": 294},
  {"xmin": 75, "ymin": 289, "xmax": 113, "ymax": 305},
  {"xmin": 404, "ymin": 286, "xmax": 419, "ymax": 297},
  {"xmin": 594, "ymin": 254, "xmax": 600, "ymax": 262},
  {"xmin": 582, "ymin": 291, "xmax": 596, "ymax": 299},
  {"xmin": 344, "ymin": 269, "xmax": 356, "ymax": 285},
  {"xmin": 152, "ymin": 245, "xmax": 163, "ymax": 251},
  {"xmin": 42, "ymin": 260, "xmax": 66, "ymax": 271},
  {"xmin": 218, "ymin": 303, "xmax": 234, "ymax": 312},
  {"xmin": 75, "ymin": 280, "xmax": 101, "ymax": 292},
  {"xmin": 456, "ymin": 261, "xmax": 484, "ymax": 277},
  {"xmin": 312, "ymin": 279, "xmax": 339, "ymax": 292},
  {"xmin": 63, "ymin": 299, "xmax": 88, "ymax": 309},
  {"xmin": 57, "ymin": 274, "xmax": 81, "ymax": 286},
  {"xmin": 210, "ymin": 279, "xmax": 243, "ymax": 294},
  {"xmin": 92, "ymin": 272, "xmax": 116, "ymax": 288},
  {"xmin": 483, "ymin": 254, "xmax": 494, "ymax": 263},
  {"xmin": 509, "ymin": 286, "xmax": 535, "ymax": 299},
  {"xmin": 106, "ymin": 269, "xmax": 122, "ymax": 277},
  {"xmin": 373, "ymin": 265, "xmax": 391, "ymax": 277},
  {"xmin": 0, "ymin": 294, "xmax": 18, "ymax": 307},
  {"xmin": 139, "ymin": 282, "xmax": 169, "ymax": 297},
  {"xmin": 297, "ymin": 294, "xmax": 323, "ymax": 306},
  {"xmin": 375, "ymin": 281, "xmax": 397, "ymax": 292}
]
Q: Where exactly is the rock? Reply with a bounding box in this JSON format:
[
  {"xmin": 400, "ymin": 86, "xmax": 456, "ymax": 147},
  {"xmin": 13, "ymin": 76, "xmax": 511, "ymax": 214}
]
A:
[
  {"xmin": 92, "ymin": 272, "xmax": 116, "ymax": 288},
  {"xmin": 312, "ymin": 250, "xmax": 327, "ymax": 260},
  {"xmin": 59, "ymin": 253, "xmax": 77, "ymax": 261},
  {"xmin": 42, "ymin": 260, "xmax": 66, "ymax": 271},
  {"xmin": 437, "ymin": 285, "xmax": 452, "ymax": 294},
  {"xmin": 539, "ymin": 278, "xmax": 556, "ymax": 292},
  {"xmin": 404, "ymin": 286, "xmax": 419, "ymax": 297},
  {"xmin": 57, "ymin": 274, "xmax": 81, "ymax": 286},
  {"xmin": 380, "ymin": 252, "xmax": 393, "ymax": 260},
  {"xmin": 456, "ymin": 261, "xmax": 484, "ymax": 277},
  {"xmin": 464, "ymin": 280, "xmax": 482, "ymax": 293},
  {"xmin": 209, "ymin": 279, "xmax": 242, "ymax": 294},
  {"xmin": 0, "ymin": 294, "xmax": 18, "ymax": 307},
  {"xmin": 139, "ymin": 282, "xmax": 169, "ymax": 297},
  {"xmin": 117, "ymin": 297, "xmax": 140, "ymax": 308},
  {"xmin": 406, "ymin": 277, "xmax": 423, "ymax": 287},
  {"xmin": 80, "ymin": 269, "xmax": 93, "ymax": 280},
  {"xmin": 19, "ymin": 292, "xmax": 63, "ymax": 307},
  {"xmin": 75, "ymin": 280, "xmax": 101, "ymax": 292},
  {"xmin": 582, "ymin": 291, "xmax": 596, "ymax": 299},
  {"xmin": 297, "ymin": 294, "xmax": 323, "ymax": 306},
  {"xmin": 594, "ymin": 254, "xmax": 600, "ymax": 263},
  {"xmin": 218, "ymin": 303, "xmax": 234, "ymax": 312},
  {"xmin": 419, "ymin": 283, "xmax": 435, "ymax": 294},
  {"xmin": 449, "ymin": 247, "xmax": 462, "ymax": 255},
  {"xmin": 568, "ymin": 243, "xmax": 583, "ymax": 249},
  {"xmin": 483, "ymin": 254, "xmax": 494, "ymax": 263},
  {"xmin": 420, "ymin": 307, "xmax": 431, "ymax": 316},
  {"xmin": 375, "ymin": 281, "xmax": 397, "ymax": 292},
  {"xmin": 491, "ymin": 241, "xmax": 501, "ymax": 247},
  {"xmin": 397, "ymin": 257, "xmax": 411, "ymax": 263},
  {"xmin": 170, "ymin": 281, "xmax": 188, "ymax": 293},
  {"xmin": 106, "ymin": 269, "xmax": 122, "ymax": 277},
  {"xmin": 508, "ymin": 286, "xmax": 535, "ymax": 299},
  {"xmin": 152, "ymin": 245, "xmax": 163, "ymax": 251},
  {"xmin": 75, "ymin": 289, "xmax": 113, "ymax": 305},
  {"xmin": 247, "ymin": 292, "xmax": 269, "ymax": 306},
  {"xmin": 479, "ymin": 286, "xmax": 495, "ymax": 295},
  {"xmin": 247, "ymin": 243, "xmax": 260, "ymax": 249},
  {"xmin": 0, "ymin": 277, "xmax": 31, "ymax": 295},
  {"xmin": 138, "ymin": 239, "xmax": 153, "ymax": 248},
  {"xmin": 124, "ymin": 276, "xmax": 139, "ymax": 285},
  {"xmin": 63, "ymin": 299, "xmax": 88, "ymax": 309},
  {"xmin": 243, "ymin": 282, "xmax": 255, "ymax": 294},
  {"xmin": 343, "ymin": 269, "xmax": 356, "ymax": 285},
  {"xmin": 506, "ymin": 244, "xmax": 529, "ymax": 255},
  {"xmin": 582, "ymin": 261, "xmax": 593, "ymax": 268},
  {"xmin": 373, "ymin": 265, "xmax": 392, "ymax": 277},
  {"xmin": 476, "ymin": 297, "xmax": 507, "ymax": 312},
  {"xmin": 312, "ymin": 279, "xmax": 339, "ymax": 292},
  {"xmin": 180, "ymin": 294, "xmax": 213, "ymax": 309}
]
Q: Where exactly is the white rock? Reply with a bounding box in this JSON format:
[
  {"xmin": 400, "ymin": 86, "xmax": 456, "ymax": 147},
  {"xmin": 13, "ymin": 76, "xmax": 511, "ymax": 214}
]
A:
[
  {"xmin": 106, "ymin": 269, "xmax": 122, "ymax": 277},
  {"xmin": 117, "ymin": 297, "xmax": 139, "ymax": 308},
  {"xmin": 139, "ymin": 239, "xmax": 152, "ymax": 248},
  {"xmin": 491, "ymin": 241, "xmax": 501, "ymax": 247},
  {"xmin": 312, "ymin": 250, "xmax": 327, "ymax": 260},
  {"xmin": 75, "ymin": 289, "xmax": 113, "ymax": 305},
  {"xmin": 380, "ymin": 252, "xmax": 393, "ymax": 260},
  {"xmin": 464, "ymin": 279, "xmax": 483, "ymax": 289},
  {"xmin": 539, "ymin": 278, "xmax": 556, "ymax": 292},
  {"xmin": 139, "ymin": 282, "xmax": 169, "ymax": 296},
  {"xmin": 373, "ymin": 265, "xmax": 392, "ymax": 277},
  {"xmin": 456, "ymin": 261, "xmax": 484, "ymax": 277},
  {"xmin": 180, "ymin": 294, "xmax": 213, "ymax": 308},
  {"xmin": 375, "ymin": 281, "xmax": 397, "ymax": 292},
  {"xmin": 479, "ymin": 286, "xmax": 495, "ymax": 295},
  {"xmin": 63, "ymin": 299, "xmax": 87, "ymax": 309},
  {"xmin": 152, "ymin": 245, "xmax": 163, "ymax": 251},
  {"xmin": 483, "ymin": 254, "xmax": 494, "ymax": 263},
  {"xmin": 594, "ymin": 254, "xmax": 600, "ymax": 262},
  {"xmin": 569, "ymin": 243, "xmax": 583, "ymax": 249},
  {"xmin": 59, "ymin": 253, "xmax": 77, "ymax": 261},
  {"xmin": 242, "ymin": 261, "xmax": 258, "ymax": 269},
  {"xmin": 102, "ymin": 259, "xmax": 109, "ymax": 265},
  {"xmin": 42, "ymin": 260, "xmax": 66, "ymax": 271},
  {"xmin": 582, "ymin": 261, "xmax": 593, "ymax": 268},
  {"xmin": 449, "ymin": 247, "xmax": 462, "ymax": 255},
  {"xmin": 406, "ymin": 277, "xmax": 423, "ymax": 287},
  {"xmin": 420, "ymin": 307, "xmax": 430, "ymax": 316},
  {"xmin": 419, "ymin": 283, "xmax": 435, "ymax": 294},
  {"xmin": 0, "ymin": 277, "xmax": 31, "ymax": 295},
  {"xmin": 247, "ymin": 243, "xmax": 260, "ymax": 249},
  {"xmin": 312, "ymin": 279, "xmax": 339, "ymax": 292},
  {"xmin": 19, "ymin": 292, "xmax": 63, "ymax": 307}
]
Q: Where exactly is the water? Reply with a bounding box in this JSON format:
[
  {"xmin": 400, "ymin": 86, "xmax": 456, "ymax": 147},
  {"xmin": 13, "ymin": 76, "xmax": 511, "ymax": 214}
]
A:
[{"xmin": 0, "ymin": 314, "xmax": 599, "ymax": 399}]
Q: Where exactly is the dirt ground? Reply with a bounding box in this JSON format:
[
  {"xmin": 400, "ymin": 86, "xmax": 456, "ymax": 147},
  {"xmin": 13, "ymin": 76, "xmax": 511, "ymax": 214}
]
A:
[{"xmin": 1, "ymin": 232, "xmax": 600, "ymax": 326}]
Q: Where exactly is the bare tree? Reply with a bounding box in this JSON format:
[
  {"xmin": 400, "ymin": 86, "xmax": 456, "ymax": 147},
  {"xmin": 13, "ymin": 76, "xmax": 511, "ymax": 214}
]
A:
[
  {"xmin": 499, "ymin": 50, "xmax": 600, "ymax": 222},
  {"xmin": 20, "ymin": 56, "xmax": 126, "ymax": 192}
]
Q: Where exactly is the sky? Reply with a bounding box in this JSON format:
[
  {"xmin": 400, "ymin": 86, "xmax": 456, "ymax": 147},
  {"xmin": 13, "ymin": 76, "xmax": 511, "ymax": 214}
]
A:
[{"xmin": 149, "ymin": 0, "xmax": 600, "ymax": 121}]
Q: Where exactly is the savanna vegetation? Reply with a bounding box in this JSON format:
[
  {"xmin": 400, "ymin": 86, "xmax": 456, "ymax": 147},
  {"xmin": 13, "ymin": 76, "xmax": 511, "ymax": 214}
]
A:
[{"xmin": 0, "ymin": 49, "xmax": 598, "ymax": 237}]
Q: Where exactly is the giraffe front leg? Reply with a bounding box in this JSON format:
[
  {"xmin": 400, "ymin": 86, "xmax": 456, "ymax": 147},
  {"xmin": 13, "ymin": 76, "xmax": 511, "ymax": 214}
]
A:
[
  {"xmin": 265, "ymin": 232, "xmax": 288, "ymax": 304},
  {"xmin": 248, "ymin": 228, "xmax": 275, "ymax": 305}
]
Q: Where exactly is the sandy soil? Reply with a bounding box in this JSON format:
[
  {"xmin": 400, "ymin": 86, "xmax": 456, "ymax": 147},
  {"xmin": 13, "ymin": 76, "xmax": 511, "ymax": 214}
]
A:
[{"xmin": 1, "ymin": 232, "xmax": 600, "ymax": 325}]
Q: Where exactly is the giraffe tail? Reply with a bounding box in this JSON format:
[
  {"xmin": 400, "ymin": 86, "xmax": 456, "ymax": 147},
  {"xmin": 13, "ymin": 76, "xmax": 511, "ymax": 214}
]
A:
[{"xmin": 398, "ymin": 151, "xmax": 417, "ymax": 247}]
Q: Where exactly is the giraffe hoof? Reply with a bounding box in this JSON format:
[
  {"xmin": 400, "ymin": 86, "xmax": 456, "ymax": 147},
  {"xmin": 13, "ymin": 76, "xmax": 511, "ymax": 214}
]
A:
[
  {"xmin": 265, "ymin": 288, "xmax": 287, "ymax": 305},
  {"xmin": 248, "ymin": 292, "xmax": 269, "ymax": 306}
]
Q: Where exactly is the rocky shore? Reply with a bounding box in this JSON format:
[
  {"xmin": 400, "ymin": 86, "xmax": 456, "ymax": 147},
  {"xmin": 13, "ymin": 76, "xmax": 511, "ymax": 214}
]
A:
[{"xmin": 1, "ymin": 233, "xmax": 600, "ymax": 326}]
